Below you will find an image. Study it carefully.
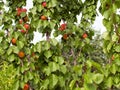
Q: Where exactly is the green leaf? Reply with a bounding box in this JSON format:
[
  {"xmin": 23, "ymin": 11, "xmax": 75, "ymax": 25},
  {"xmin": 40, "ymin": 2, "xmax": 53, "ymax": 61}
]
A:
[
  {"xmin": 30, "ymin": 63, "xmax": 35, "ymax": 70},
  {"xmin": 49, "ymin": 62, "xmax": 59, "ymax": 72},
  {"xmin": 52, "ymin": 56, "xmax": 58, "ymax": 62},
  {"xmin": 115, "ymin": 83, "xmax": 120, "ymax": 89},
  {"xmin": 21, "ymin": 66, "xmax": 25, "ymax": 73},
  {"xmin": 36, "ymin": 42, "xmax": 41, "ymax": 53},
  {"xmin": 13, "ymin": 80, "xmax": 19, "ymax": 90},
  {"xmin": 73, "ymin": 65, "xmax": 82, "ymax": 76},
  {"xmin": 14, "ymin": 32, "xmax": 20, "ymax": 39},
  {"xmin": 93, "ymin": 73, "xmax": 104, "ymax": 84},
  {"xmin": 86, "ymin": 60, "xmax": 92, "ymax": 68},
  {"xmin": 20, "ymin": 12, "xmax": 26, "ymax": 18},
  {"xmin": 52, "ymin": 0, "xmax": 57, "ymax": 7},
  {"xmin": 16, "ymin": 67, "xmax": 20, "ymax": 75},
  {"xmin": 107, "ymin": 42, "xmax": 113, "ymax": 52},
  {"xmin": 0, "ymin": 31, "xmax": 5, "ymax": 37},
  {"xmin": 50, "ymin": 21, "xmax": 56, "ymax": 29},
  {"xmin": 34, "ymin": 76, "xmax": 39, "ymax": 84},
  {"xmin": 84, "ymin": 83, "xmax": 96, "ymax": 90},
  {"xmin": 37, "ymin": 5, "xmax": 43, "ymax": 12},
  {"xmin": 28, "ymin": 71, "xmax": 34, "ymax": 80},
  {"xmin": 0, "ymin": 37, "xmax": 2, "ymax": 43},
  {"xmin": 69, "ymin": 80, "xmax": 76, "ymax": 90},
  {"xmin": 91, "ymin": 61, "xmax": 103, "ymax": 73},
  {"xmin": 8, "ymin": 54, "xmax": 15, "ymax": 62},
  {"xmin": 112, "ymin": 4, "xmax": 117, "ymax": 12},
  {"xmin": 0, "ymin": 47, "xmax": 4, "ymax": 55},
  {"xmin": 36, "ymin": 0, "xmax": 43, "ymax": 3},
  {"xmin": 17, "ymin": 41, "xmax": 24, "ymax": 49},
  {"xmin": 44, "ymin": 41, "xmax": 50, "ymax": 50},
  {"xmin": 30, "ymin": 6, "xmax": 37, "ymax": 15},
  {"xmin": 58, "ymin": 56, "xmax": 64, "ymax": 65},
  {"xmin": 3, "ymin": 42, "xmax": 9, "ymax": 49},
  {"xmin": 20, "ymin": 81, "xmax": 24, "ymax": 89},
  {"xmin": 50, "ymin": 38, "xmax": 58, "ymax": 46},
  {"xmin": 7, "ymin": 48, "xmax": 13, "ymax": 55},
  {"xmin": 114, "ymin": 76, "xmax": 119, "ymax": 84},
  {"xmin": 84, "ymin": 73, "xmax": 93, "ymax": 84},
  {"xmin": 103, "ymin": 19, "xmax": 112, "ymax": 31},
  {"xmin": 103, "ymin": 32, "xmax": 109, "ymax": 40},
  {"xmin": 43, "ymin": 20, "xmax": 49, "ymax": 28},
  {"xmin": 60, "ymin": 65, "xmax": 67, "ymax": 74},
  {"xmin": 12, "ymin": 46, "xmax": 19, "ymax": 54},
  {"xmin": 114, "ymin": 59, "xmax": 120, "ymax": 66},
  {"xmin": 74, "ymin": 87, "xmax": 81, "ymax": 90},
  {"xmin": 114, "ymin": 45, "xmax": 120, "ymax": 52},
  {"xmin": 49, "ymin": 74, "xmax": 58, "ymax": 89},
  {"xmin": 105, "ymin": 77, "xmax": 113, "ymax": 88},
  {"xmin": 110, "ymin": 64, "xmax": 117, "ymax": 74},
  {"xmin": 24, "ymin": 74, "xmax": 28, "ymax": 83},
  {"xmin": 103, "ymin": 9, "xmax": 111, "ymax": 19},
  {"xmin": 42, "ymin": 79, "xmax": 49, "ymax": 89},
  {"xmin": 112, "ymin": 33, "xmax": 118, "ymax": 42},
  {"xmin": 58, "ymin": 76, "xmax": 65, "ymax": 87},
  {"xmin": 44, "ymin": 50, "xmax": 53, "ymax": 59},
  {"xmin": 43, "ymin": 66, "xmax": 51, "ymax": 76}
]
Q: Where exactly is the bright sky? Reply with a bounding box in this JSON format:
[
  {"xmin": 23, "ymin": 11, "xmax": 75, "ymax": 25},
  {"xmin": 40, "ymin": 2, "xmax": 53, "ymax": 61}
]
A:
[{"xmin": 2, "ymin": 0, "xmax": 106, "ymax": 43}]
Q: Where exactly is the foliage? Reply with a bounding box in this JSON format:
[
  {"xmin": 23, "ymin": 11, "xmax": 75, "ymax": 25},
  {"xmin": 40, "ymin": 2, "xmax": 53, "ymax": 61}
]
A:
[
  {"xmin": 0, "ymin": 61, "xmax": 16, "ymax": 90},
  {"xmin": 0, "ymin": 0, "xmax": 120, "ymax": 90},
  {"xmin": 90, "ymin": 31, "xmax": 108, "ymax": 64}
]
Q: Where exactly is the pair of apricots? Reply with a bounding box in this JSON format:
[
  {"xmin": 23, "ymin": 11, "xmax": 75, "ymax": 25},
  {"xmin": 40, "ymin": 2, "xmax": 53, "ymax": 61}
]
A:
[{"xmin": 11, "ymin": 38, "xmax": 25, "ymax": 58}]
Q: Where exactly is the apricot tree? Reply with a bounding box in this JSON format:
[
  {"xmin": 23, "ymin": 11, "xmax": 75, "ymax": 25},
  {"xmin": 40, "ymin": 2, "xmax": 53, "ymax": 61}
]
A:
[{"xmin": 0, "ymin": 0, "xmax": 120, "ymax": 90}]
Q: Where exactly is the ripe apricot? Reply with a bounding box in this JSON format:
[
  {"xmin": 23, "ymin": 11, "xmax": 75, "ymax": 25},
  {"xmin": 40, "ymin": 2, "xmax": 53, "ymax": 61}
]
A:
[
  {"xmin": 18, "ymin": 51, "xmax": 25, "ymax": 58},
  {"xmin": 40, "ymin": 15, "xmax": 47, "ymax": 20},
  {"xmin": 23, "ymin": 84, "xmax": 29, "ymax": 90},
  {"xmin": 63, "ymin": 34, "xmax": 68, "ymax": 40},
  {"xmin": 31, "ymin": 52, "xmax": 35, "ymax": 57},
  {"xmin": 111, "ymin": 55, "xmax": 114, "ymax": 61},
  {"xmin": 11, "ymin": 38, "xmax": 17, "ymax": 45}
]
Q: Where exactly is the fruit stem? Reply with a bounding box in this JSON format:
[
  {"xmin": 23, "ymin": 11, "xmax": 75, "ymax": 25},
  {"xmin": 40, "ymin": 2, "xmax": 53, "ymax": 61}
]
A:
[
  {"xmin": 71, "ymin": 48, "xmax": 76, "ymax": 65},
  {"xmin": 20, "ymin": 59, "xmax": 23, "ymax": 67},
  {"xmin": 27, "ymin": 55, "xmax": 32, "ymax": 72},
  {"xmin": 6, "ymin": 29, "xmax": 10, "ymax": 37},
  {"xmin": 46, "ymin": 31, "xmax": 50, "ymax": 41}
]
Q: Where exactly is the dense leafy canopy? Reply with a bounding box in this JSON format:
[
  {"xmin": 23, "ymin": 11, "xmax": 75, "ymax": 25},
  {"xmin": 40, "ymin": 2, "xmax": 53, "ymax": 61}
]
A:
[{"xmin": 0, "ymin": 0, "xmax": 120, "ymax": 90}]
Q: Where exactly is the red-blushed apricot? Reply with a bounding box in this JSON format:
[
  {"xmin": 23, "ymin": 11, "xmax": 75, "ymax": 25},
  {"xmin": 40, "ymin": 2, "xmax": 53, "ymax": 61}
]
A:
[
  {"xmin": 59, "ymin": 23, "xmax": 67, "ymax": 31},
  {"xmin": 21, "ymin": 8, "xmax": 27, "ymax": 12},
  {"xmin": 24, "ymin": 23, "xmax": 30, "ymax": 30},
  {"xmin": 42, "ymin": 1, "xmax": 47, "ymax": 7},
  {"xmin": 82, "ymin": 33, "xmax": 88, "ymax": 39},
  {"xmin": 63, "ymin": 34, "xmax": 68, "ymax": 40},
  {"xmin": 21, "ymin": 29, "xmax": 26, "ymax": 34},
  {"xmin": 19, "ymin": 19, "xmax": 23, "ymax": 24},
  {"xmin": 16, "ymin": 8, "xmax": 27, "ymax": 16}
]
